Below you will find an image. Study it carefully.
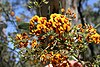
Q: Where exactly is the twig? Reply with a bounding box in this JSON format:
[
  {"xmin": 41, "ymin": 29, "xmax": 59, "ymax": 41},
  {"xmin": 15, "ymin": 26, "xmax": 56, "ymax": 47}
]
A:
[
  {"xmin": 77, "ymin": 0, "xmax": 85, "ymax": 26},
  {"xmin": 95, "ymin": 23, "xmax": 100, "ymax": 29}
]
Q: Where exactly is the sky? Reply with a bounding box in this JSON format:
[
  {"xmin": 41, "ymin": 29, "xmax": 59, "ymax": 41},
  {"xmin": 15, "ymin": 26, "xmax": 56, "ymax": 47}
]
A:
[
  {"xmin": 88, "ymin": 0, "xmax": 98, "ymax": 5},
  {"xmin": 83, "ymin": 0, "xmax": 98, "ymax": 9}
]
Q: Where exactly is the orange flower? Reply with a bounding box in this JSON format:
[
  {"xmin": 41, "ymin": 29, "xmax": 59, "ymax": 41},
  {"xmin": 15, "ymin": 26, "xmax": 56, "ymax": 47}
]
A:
[
  {"xmin": 10, "ymin": 11, "xmax": 15, "ymax": 16},
  {"xmin": 66, "ymin": 8, "xmax": 72, "ymax": 15},
  {"xmin": 58, "ymin": 26, "xmax": 64, "ymax": 33},
  {"xmin": 73, "ymin": 14, "xmax": 76, "ymax": 18},
  {"xmin": 80, "ymin": 28, "xmax": 84, "ymax": 32},
  {"xmin": 55, "ymin": 22, "xmax": 61, "ymax": 27},
  {"xmin": 91, "ymin": 33, "xmax": 100, "ymax": 44},
  {"xmin": 22, "ymin": 33, "xmax": 28, "ymax": 39},
  {"xmin": 30, "ymin": 19, "xmax": 35, "ymax": 26},
  {"xmin": 38, "ymin": 17, "xmax": 47, "ymax": 24},
  {"xmin": 16, "ymin": 34, "xmax": 22, "ymax": 40},
  {"xmin": 61, "ymin": 8, "xmax": 65, "ymax": 13},
  {"xmin": 86, "ymin": 34, "xmax": 91, "ymax": 42},
  {"xmin": 19, "ymin": 41, "xmax": 28, "ymax": 48},
  {"xmin": 15, "ymin": 33, "xmax": 29, "ymax": 48},
  {"xmin": 31, "ymin": 15, "xmax": 39, "ymax": 22},
  {"xmin": 34, "ymin": 29, "xmax": 42, "ymax": 36},
  {"xmin": 31, "ymin": 39, "xmax": 37, "ymax": 48},
  {"xmin": 86, "ymin": 25, "xmax": 96, "ymax": 33},
  {"xmin": 52, "ymin": 22, "xmax": 56, "ymax": 28},
  {"xmin": 50, "ymin": 13, "xmax": 57, "ymax": 19},
  {"xmin": 66, "ymin": 26, "xmax": 71, "ymax": 32},
  {"xmin": 51, "ymin": 53, "xmax": 69, "ymax": 67},
  {"xmin": 77, "ymin": 24, "xmax": 82, "ymax": 28},
  {"xmin": 77, "ymin": 35, "xmax": 82, "ymax": 42},
  {"xmin": 49, "ymin": 35, "xmax": 54, "ymax": 40},
  {"xmin": 16, "ymin": 16, "xmax": 21, "ymax": 22},
  {"xmin": 37, "ymin": 24, "xmax": 46, "ymax": 30},
  {"xmin": 54, "ymin": 16, "xmax": 62, "ymax": 22},
  {"xmin": 63, "ymin": 23, "xmax": 67, "ymax": 30}
]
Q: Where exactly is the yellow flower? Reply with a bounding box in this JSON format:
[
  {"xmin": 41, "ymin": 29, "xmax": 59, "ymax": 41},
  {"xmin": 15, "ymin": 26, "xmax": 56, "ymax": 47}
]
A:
[
  {"xmin": 77, "ymin": 35, "xmax": 82, "ymax": 42},
  {"xmin": 34, "ymin": 29, "xmax": 42, "ymax": 36},
  {"xmin": 73, "ymin": 14, "xmax": 76, "ymax": 18},
  {"xmin": 55, "ymin": 53, "xmax": 61, "ymax": 58},
  {"xmin": 67, "ymin": 26, "xmax": 71, "ymax": 32},
  {"xmin": 52, "ymin": 22, "xmax": 56, "ymax": 28},
  {"xmin": 54, "ymin": 16, "xmax": 61, "ymax": 22},
  {"xmin": 16, "ymin": 34, "xmax": 22, "ymax": 40},
  {"xmin": 77, "ymin": 24, "xmax": 82, "ymax": 28},
  {"xmin": 38, "ymin": 17, "xmax": 47, "ymax": 24},
  {"xmin": 31, "ymin": 15, "xmax": 39, "ymax": 22},
  {"xmin": 58, "ymin": 26, "xmax": 64, "ymax": 33},
  {"xmin": 31, "ymin": 39, "xmax": 37, "ymax": 48},
  {"xmin": 66, "ymin": 8, "xmax": 72, "ymax": 15},
  {"xmin": 16, "ymin": 16, "xmax": 21, "ymax": 22},
  {"xmin": 60, "ymin": 15, "xmax": 65, "ymax": 18},
  {"xmin": 37, "ymin": 24, "xmax": 46, "ymax": 30},
  {"xmin": 91, "ymin": 33, "xmax": 100, "ymax": 44},
  {"xmin": 10, "ymin": 11, "xmax": 15, "ymax": 16},
  {"xmin": 63, "ymin": 23, "xmax": 67, "ymax": 30},
  {"xmin": 50, "ymin": 13, "xmax": 57, "ymax": 19},
  {"xmin": 21, "ymin": 33, "xmax": 28, "ymax": 39},
  {"xmin": 89, "ymin": 28, "xmax": 96, "ymax": 33},
  {"xmin": 63, "ymin": 23, "xmax": 71, "ymax": 32},
  {"xmin": 15, "ymin": 33, "xmax": 29, "ymax": 48},
  {"xmin": 86, "ymin": 33, "xmax": 92, "ymax": 42},
  {"xmin": 19, "ymin": 41, "xmax": 28, "ymax": 48},
  {"xmin": 80, "ymin": 28, "xmax": 84, "ymax": 33},
  {"xmin": 55, "ymin": 22, "xmax": 61, "ymax": 27},
  {"xmin": 61, "ymin": 8, "xmax": 65, "ymax": 13}
]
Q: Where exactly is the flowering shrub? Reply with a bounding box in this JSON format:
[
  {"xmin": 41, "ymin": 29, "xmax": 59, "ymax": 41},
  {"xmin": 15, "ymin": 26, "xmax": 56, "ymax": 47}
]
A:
[{"xmin": 13, "ymin": 9, "xmax": 100, "ymax": 67}]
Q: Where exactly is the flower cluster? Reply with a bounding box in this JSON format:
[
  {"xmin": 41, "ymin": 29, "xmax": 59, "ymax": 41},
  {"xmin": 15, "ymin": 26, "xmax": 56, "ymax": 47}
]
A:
[
  {"xmin": 13, "ymin": 8, "xmax": 100, "ymax": 66},
  {"xmin": 40, "ymin": 53, "xmax": 69, "ymax": 67},
  {"xmin": 90, "ymin": 33, "xmax": 100, "ymax": 44},
  {"xmin": 50, "ymin": 53, "xmax": 69, "ymax": 67},
  {"xmin": 75, "ymin": 24, "xmax": 100, "ymax": 44},
  {"xmin": 15, "ymin": 33, "xmax": 29, "ymax": 48},
  {"xmin": 29, "ymin": 13, "xmax": 72, "ymax": 36},
  {"xmin": 85, "ymin": 25, "xmax": 100, "ymax": 44}
]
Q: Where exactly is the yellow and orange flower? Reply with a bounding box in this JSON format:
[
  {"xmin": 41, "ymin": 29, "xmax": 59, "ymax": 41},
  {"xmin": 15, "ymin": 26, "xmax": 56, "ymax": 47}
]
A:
[
  {"xmin": 16, "ymin": 16, "xmax": 21, "ymax": 22},
  {"xmin": 90, "ymin": 33, "xmax": 100, "ymax": 44},
  {"xmin": 31, "ymin": 39, "xmax": 38, "ymax": 48},
  {"xmin": 31, "ymin": 15, "xmax": 39, "ymax": 22},
  {"xmin": 15, "ymin": 33, "xmax": 29, "ymax": 48},
  {"xmin": 61, "ymin": 8, "xmax": 65, "ymax": 13}
]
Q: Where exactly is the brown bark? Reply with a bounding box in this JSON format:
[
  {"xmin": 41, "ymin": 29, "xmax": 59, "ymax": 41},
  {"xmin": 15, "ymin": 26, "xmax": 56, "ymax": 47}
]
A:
[{"xmin": 36, "ymin": 0, "xmax": 66, "ymax": 18}]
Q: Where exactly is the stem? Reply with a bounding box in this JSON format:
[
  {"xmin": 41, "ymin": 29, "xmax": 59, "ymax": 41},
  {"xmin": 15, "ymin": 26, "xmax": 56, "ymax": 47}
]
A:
[
  {"xmin": 77, "ymin": 0, "xmax": 85, "ymax": 26},
  {"xmin": 39, "ymin": 7, "xmax": 42, "ymax": 16},
  {"xmin": 95, "ymin": 23, "xmax": 100, "ymax": 29},
  {"xmin": 73, "ymin": 54, "xmax": 84, "ymax": 66}
]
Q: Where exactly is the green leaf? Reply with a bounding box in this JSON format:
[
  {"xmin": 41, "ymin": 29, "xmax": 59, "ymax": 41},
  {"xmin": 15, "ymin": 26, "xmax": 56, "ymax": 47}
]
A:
[
  {"xmin": 56, "ymin": 38, "xmax": 60, "ymax": 42},
  {"xmin": 28, "ymin": 6, "xmax": 32, "ymax": 8},
  {"xmin": 42, "ymin": 0, "xmax": 46, "ymax": 2},
  {"xmin": 33, "ymin": 1, "xmax": 39, "ymax": 7},
  {"xmin": 69, "ymin": 56, "xmax": 78, "ymax": 61},
  {"xmin": 44, "ymin": 1, "xmax": 49, "ymax": 4},
  {"xmin": 18, "ymin": 22, "xmax": 29, "ymax": 31}
]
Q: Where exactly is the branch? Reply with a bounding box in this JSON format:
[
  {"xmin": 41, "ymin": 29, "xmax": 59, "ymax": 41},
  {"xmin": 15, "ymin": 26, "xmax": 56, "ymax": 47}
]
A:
[
  {"xmin": 77, "ymin": 0, "xmax": 85, "ymax": 26},
  {"xmin": 95, "ymin": 23, "xmax": 100, "ymax": 29}
]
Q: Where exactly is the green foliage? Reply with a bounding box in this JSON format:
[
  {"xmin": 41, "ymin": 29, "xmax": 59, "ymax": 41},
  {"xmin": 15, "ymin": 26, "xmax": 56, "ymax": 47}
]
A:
[{"xmin": 18, "ymin": 22, "xmax": 29, "ymax": 31}]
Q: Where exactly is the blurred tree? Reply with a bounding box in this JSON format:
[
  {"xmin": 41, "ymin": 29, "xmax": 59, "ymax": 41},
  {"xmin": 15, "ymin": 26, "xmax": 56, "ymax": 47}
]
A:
[{"xmin": 83, "ymin": 0, "xmax": 100, "ymax": 33}]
